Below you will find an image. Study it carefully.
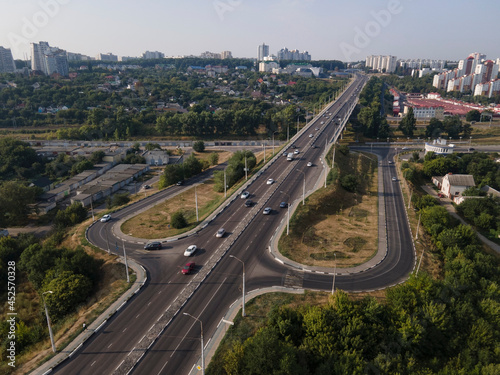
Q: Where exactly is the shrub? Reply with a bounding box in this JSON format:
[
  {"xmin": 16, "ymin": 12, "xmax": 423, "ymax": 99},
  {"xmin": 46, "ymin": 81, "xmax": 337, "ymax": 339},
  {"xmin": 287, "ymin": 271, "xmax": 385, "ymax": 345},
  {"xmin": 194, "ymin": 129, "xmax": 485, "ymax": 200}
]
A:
[{"xmin": 171, "ymin": 211, "xmax": 187, "ymax": 229}]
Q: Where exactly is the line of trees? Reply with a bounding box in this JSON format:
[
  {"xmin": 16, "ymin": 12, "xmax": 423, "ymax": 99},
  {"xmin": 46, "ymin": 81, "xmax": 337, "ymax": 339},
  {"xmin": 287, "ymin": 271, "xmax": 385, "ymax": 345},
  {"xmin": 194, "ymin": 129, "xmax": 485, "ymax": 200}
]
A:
[{"xmin": 207, "ymin": 194, "xmax": 500, "ymax": 375}]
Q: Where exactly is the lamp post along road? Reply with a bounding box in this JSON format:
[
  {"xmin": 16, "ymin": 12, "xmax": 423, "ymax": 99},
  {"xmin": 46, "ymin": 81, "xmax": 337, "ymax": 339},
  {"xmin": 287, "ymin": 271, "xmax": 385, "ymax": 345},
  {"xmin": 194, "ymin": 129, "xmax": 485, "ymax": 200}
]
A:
[
  {"xmin": 280, "ymin": 191, "xmax": 291, "ymax": 235},
  {"xmin": 195, "ymin": 183, "xmax": 204, "ymax": 222},
  {"xmin": 229, "ymin": 255, "xmax": 246, "ymax": 317},
  {"xmin": 296, "ymin": 169, "xmax": 305, "ymax": 205},
  {"xmin": 122, "ymin": 240, "xmax": 130, "ymax": 283},
  {"xmin": 42, "ymin": 291, "xmax": 56, "ymax": 353},
  {"xmin": 331, "ymin": 253, "xmax": 337, "ymax": 294},
  {"xmin": 183, "ymin": 313, "xmax": 204, "ymax": 374}
]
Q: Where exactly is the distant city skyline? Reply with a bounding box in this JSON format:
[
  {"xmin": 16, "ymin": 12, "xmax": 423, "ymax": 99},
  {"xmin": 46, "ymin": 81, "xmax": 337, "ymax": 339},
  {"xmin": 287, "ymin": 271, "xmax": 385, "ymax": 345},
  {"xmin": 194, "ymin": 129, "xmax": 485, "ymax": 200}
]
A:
[{"xmin": 1, "ymin": 0, "xmax": 499, "ymax": 62}]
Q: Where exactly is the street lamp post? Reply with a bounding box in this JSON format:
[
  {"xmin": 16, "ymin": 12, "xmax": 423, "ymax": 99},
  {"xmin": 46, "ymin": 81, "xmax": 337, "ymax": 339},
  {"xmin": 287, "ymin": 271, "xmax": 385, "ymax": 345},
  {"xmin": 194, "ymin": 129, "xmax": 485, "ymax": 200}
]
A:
[
  {"xmin": 122, "ymin": 240, "xmax": 130, "ymax": 283},
  {"xmin": 42, "ymin": 291, "xmax": 56, "ymax": 353},
  {"xmin": 331, "ymin": 253, "xmax": 337, "ymax": 294},
  {"xmin": 183, "ymin": 313, "xmax": 204, "ymax": 375},
  {"xmin": 272, "ymin": 131, "xmax": 278, "ymax": 157},
  {"xmin": 280, "ymin": 191, "xmax": 290, "ymax": 235},
  {"xmin": 296, "ymin": 169, "xmax": 305, "ymax": 205},
  {"xmin": 195, "ymin": 183, "xmax": 204, "ymax": 222},
  {"xmin": 224, "ymin": 167, "xmax": 227, "ymax": 198},
  {"xmin": 415, "ymin": 211, "xmax": 421, "ymax": 241},
  {"xmin": 229, "ymin": 255, "xmax": 246, "ymax": 317}
]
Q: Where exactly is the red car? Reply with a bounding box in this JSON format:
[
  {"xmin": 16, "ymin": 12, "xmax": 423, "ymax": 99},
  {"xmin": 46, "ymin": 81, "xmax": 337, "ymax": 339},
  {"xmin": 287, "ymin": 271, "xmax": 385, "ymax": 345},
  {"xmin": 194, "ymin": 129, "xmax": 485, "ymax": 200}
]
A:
[{"xmin": 182, "ymin": 262, "xmax": 195, "ymax": 275}]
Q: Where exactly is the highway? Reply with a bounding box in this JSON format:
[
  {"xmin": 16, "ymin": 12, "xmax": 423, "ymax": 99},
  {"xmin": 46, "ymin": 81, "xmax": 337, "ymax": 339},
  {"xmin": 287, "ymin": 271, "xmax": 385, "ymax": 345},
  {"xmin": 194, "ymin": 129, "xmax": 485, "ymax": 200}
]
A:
[{"xmin": 52, "ymin": 73, "xmax": 415, "ymax": 375}]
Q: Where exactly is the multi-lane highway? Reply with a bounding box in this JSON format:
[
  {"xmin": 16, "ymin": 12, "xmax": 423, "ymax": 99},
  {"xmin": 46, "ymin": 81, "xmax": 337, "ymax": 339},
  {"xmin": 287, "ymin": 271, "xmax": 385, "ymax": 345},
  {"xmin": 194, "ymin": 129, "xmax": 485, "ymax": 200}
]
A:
[{"xmin": 52, "ymin": 73, "xmax": 415, "ymax": 375}]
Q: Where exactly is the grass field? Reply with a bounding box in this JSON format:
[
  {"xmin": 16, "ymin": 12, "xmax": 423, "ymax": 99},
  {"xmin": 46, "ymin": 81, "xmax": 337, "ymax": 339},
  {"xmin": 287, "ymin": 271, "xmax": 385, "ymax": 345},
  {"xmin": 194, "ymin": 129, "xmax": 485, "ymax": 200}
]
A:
[{"xmin": 278, "ymin": 148, "xmax": 379, "ymax": 268}]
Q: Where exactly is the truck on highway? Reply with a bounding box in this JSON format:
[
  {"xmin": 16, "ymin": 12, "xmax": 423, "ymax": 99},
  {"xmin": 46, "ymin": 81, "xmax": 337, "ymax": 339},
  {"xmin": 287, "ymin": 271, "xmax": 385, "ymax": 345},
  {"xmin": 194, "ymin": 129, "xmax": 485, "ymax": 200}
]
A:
[{"xmin": 287, "ymin": 153, "xmax": 294, "ymax": 161}]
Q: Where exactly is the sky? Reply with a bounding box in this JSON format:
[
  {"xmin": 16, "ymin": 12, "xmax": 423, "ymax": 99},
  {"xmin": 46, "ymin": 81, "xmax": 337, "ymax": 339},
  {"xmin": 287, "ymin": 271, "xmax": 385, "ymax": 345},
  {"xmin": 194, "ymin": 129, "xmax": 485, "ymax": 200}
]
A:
[{"xmin": 1, "ymin": 0, "xmax": 499, "ymax": 62}]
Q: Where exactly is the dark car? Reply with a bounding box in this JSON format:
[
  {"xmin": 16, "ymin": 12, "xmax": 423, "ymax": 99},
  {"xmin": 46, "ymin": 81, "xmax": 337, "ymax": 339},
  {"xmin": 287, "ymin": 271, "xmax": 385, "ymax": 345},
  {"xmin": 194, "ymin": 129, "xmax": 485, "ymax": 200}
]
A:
[
  {"xmin": 279, "ymin": 202, "xmax": 288, "ymax": 208},
  {"xmin": 245, "ymin": 200, "xmax": 253, "ymax": 207},
  {"xmin": 144, "ymin": 241, "xmax": 162, "ymax": 250},
  {"xmin": 182, "ymin": 262, "xmax": 195, "ymax": 275}
]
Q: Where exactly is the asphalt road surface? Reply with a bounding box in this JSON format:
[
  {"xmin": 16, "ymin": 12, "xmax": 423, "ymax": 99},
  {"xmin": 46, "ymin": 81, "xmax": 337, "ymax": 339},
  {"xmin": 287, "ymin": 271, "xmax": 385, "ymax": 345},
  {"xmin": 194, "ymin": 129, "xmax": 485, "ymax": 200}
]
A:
[{"xmin": 53, "ymin": 74, "xmax": 415, "ymax": 375}]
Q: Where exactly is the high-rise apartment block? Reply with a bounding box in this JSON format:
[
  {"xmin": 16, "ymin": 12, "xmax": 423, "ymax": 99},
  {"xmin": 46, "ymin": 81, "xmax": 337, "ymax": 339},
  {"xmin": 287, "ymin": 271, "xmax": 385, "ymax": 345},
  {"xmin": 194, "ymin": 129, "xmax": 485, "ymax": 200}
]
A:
[
  {"xmin": 96, "ymin": 53, "xmax": 118, "ymax": 62},
  {"xmin": 31, "ymin": 41, "xmax": 69, "ymax": 76},
  {"xmin": 433, "ymin": 52, "xmax": 500, "ymax": 97},
  {"xmin": 0, "ymin": 46, "xmax": 16, "ymax": 73},
  {"xmin": 142, "ymin": 51, "xmax": 164, "ymax": 59},
  {"xmin": 258, "ymin": 43, "xmax": 269, "ymax": 61},
  {"xmin": 277, "ymin": 47, "xmax": 311, "ymax": 61},
  {"xmin": 220, "ymin": 51, "xmax": 233, "ymax": 59},
  {"xmin": 365, "ymin": 55, "xmax": 397, "ymax": 73}
]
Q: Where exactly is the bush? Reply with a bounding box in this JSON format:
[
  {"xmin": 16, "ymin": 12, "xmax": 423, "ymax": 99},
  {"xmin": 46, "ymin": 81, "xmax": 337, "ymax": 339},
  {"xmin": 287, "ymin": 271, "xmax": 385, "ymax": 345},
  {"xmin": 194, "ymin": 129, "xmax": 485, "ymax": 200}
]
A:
[
  {"xmin": 340, "ymin": 174, "xmax": 357, "ymax": 192},
  {"xmin": 193, "ymin": 140, "xmax": 205, "ymax": 152},
  {"xmin": 171, "ymin": 211, "xmax": 187, "ymax": 229},
  {"xmin": 111, "ymin": 193, "xmax": 130, "ymax": 207}
]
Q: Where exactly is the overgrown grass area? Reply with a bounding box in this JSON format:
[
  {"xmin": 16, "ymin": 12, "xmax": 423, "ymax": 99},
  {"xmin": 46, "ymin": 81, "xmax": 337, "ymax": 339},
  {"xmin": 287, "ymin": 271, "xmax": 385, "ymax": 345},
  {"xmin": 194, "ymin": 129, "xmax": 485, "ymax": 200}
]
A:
[{"xmin": 278, "ymin": 147, "xmax": 379, "ymax": 268}]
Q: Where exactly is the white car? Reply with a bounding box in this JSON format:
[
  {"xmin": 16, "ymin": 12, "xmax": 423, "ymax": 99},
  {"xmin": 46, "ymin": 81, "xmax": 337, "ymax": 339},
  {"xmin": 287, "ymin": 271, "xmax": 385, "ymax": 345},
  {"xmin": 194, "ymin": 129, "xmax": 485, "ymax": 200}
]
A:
[
  {"xmin": 315, "ymin": 128, "xmax": 319, "ymax": 131},
  {"xmin": 267, "ymin": 178, "xmax": 274, "ymax": 185},
  {"xmin": 307, "ymin": 162, "xmax": 313, "ymax": 167},
  {"xmin": 240, "ymin": 191, "xmax": 250, "ymax": 199},
  {"xmin": 294, "ymin": 149, "xmax": 299, "ymax": 155},
  {"xmin": 100, "ymin": 214, "xmax": 111, "ymax": 222},
  {"xmin": 309, "ymin": 134, "xmax": 313, "ymax": 138},
  {"xmin": 184, "ymin": 245, "xmax": 197, "ymax": 257},
  {"xmin": 263, "ymin": 207, "xmax": 272, "ymax": 215},
  {"xmin": 216, "ymin": 228, "xmax": 225, "ymax": 238},
  {"xmin": 392, "ymin": 177, "xmax": 397, "ymax": 181},
  {"xmin": 402, "ymin": 147, "xmax": 408, "ymax": 150}
]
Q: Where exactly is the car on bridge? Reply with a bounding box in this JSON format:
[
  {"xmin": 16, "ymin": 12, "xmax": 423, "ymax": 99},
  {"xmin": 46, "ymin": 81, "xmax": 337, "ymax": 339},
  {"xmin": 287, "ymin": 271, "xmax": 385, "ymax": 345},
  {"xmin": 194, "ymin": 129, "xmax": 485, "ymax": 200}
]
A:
[
  {"xmin": 263, "ymin": 207, "xmax": 272, "ymax": 215},
  {"xmin": 240, "ymin": 191, "xmax": 250, "ymax": 199},
  {"xmin": 216, "ymin": 228, "xmax": 225, "ymax": 238},
  {"xmin": 267, "ymin": 178, "xmax": 275, "ymax": 185}
]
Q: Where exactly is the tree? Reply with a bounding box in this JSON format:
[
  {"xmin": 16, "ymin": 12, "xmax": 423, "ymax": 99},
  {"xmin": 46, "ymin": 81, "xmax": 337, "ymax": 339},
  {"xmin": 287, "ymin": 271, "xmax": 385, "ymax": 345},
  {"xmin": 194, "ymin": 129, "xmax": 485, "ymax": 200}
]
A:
[
  {"xmin": 193, "ymin": 140, "xmax": 205, "ymax": 153},
  {"xmin": 466, "ymin": 110, "xmax": 481, "ymax": 122},
  {"xmin": 425, "ymin": 118, "xmax": 443, "ymax": 139},
  {"xmin": 171, "ymin": 211, "xmax": 187, "ymax": 229},
  {"xmin": 340, "ymin": 174, "xmax": 358, "ymax": 192},
  {"xmin": 43, "ymin": 271, "xmax": 92, "ymax": 321},
  {"xmin": 0, "ymin": 181, "xmax": 40, "ymax": 226},
  {"xmin": 398, "ymin": 107, "xmax": 417, "ymax": 137},
  {"xmin": 443, "ymin": 115, "xmax": 462, "ymax": 139},
  {"xmin": 145, "ymin": 143, "xmax": 161, "ymax": 151},
  {"xmin": 208, "ymin": 152, "xmax": 219, "ymax": 166}
]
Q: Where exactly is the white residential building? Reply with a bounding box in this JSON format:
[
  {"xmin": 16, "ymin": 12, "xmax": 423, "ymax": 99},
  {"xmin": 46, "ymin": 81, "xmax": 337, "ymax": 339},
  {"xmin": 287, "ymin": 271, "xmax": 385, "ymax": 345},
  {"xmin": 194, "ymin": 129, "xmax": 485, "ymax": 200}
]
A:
[
  {"xmin": 440, "ymin": 173, "xmax": 475, "ymax": 199},
  {"xmin": 258, "ymin": 43, "xmax": 269, "ymax": 61},
  {"xmin": 96, "ymin": 53, "xmax": 118, "ymax": 62},
  {"xmin": 259, "ymin": 61, "xmax": 278, "ymax": 72},
  {"xmin": 0, "ymin": 46, "xmax": 16, "ymax": 73},
  {"xmin": 365, "ymin": 55, "xmax": 397, "ymax": 73},
  {"xmin": 142, "ymin": 51, "xmax": 164, "ymax": 59},
  {"xmin": 31, "ymin": 42, "xmax": 69, "ymax": 76}
]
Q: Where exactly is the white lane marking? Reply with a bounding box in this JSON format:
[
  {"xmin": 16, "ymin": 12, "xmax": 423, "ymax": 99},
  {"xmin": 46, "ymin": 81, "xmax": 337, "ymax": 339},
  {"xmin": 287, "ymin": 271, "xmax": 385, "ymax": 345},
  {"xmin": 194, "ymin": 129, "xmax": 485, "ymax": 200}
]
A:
[
  {"xmin": 91, "ymin": 361, "xmax": 96, "ymax": 367},
  {"xmin": 157, "ymin": 360, "xmax": 169, "ymax": 375},
  {"xmin": 108, "ymin": 343, "xmax": 113, "ymax": 348},
  {"xmin": 136, "ymin": 314, "xmax": 141, "ymax": 319},
  {"xmin": 122, "ymin": 327, "xmax": 127, "ymax": 333},
  {"xmin": 170, "ymin": 277, "xmax": 228, "ymax": 358}
]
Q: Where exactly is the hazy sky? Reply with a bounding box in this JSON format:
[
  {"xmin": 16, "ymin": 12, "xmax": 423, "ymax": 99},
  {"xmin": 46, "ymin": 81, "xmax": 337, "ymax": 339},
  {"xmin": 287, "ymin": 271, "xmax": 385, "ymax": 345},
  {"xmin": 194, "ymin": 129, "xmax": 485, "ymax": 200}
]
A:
[{"xmin": 1, "ymin": 0, "xmax": 499, "ymax": 62}]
